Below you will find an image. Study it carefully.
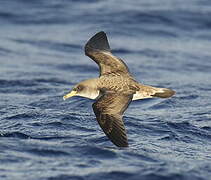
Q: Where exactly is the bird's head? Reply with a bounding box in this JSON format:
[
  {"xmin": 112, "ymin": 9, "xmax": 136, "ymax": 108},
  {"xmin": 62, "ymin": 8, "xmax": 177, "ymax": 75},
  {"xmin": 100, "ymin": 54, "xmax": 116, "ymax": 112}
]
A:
[
  {"xmin": 63, "ymin": 83, "xmax": 85, "ymax": 100},
  {"xmin": 63, "ymin": 79, "xmax": 99, "ymax": 100}
]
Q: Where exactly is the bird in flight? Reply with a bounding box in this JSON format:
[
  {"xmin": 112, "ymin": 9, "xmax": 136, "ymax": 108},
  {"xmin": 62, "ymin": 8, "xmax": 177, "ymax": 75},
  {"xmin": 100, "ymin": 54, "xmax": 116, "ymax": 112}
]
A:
[{"xmin": 63, "ymin": 31, "xmax": 175, "ymax": 147}]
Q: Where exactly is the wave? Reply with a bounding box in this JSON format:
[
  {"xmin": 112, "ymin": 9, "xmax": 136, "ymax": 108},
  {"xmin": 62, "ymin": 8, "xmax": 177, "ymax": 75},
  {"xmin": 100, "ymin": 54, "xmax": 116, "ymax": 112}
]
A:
[
  {"xmin": 46, "ymin": 174, "xmax": 84, "ymax": 180},
  {"xmin": 166, "ymin": 121, "xmax": 211, "ymax": 140},
  {"xmin": 0, "ymin": 132, "xmax": 31, "ymax": 139},
  {"xmin": 27, "ymin": 148, "xmax": 69, "ymax": 156},
  {"xmin": 13, "ymin": 39, "xmax": 81, "ymax": 53},
  {"xmin": 0, "ymin": 79, "xmax": 38, "ymax": 88},
  {"xmin": 56, "ymin": 64, "xmax": 98, "ymax": 73}
]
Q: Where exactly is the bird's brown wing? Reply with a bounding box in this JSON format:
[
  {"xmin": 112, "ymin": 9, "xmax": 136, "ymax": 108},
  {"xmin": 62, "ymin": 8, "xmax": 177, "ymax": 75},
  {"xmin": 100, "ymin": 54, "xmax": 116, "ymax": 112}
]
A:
[
  {"xmin": 85, "ymin": 31, "xmax": 130, "ymax": 76},
  {"xmin": 92, "ymin": 92, "xmax": 133, "ymax": 147}
]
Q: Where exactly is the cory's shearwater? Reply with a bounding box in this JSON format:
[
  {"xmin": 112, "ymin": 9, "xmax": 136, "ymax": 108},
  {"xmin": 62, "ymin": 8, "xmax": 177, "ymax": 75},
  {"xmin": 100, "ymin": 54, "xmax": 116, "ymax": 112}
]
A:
[{"xmin": 63, "ymin": 31, "xmax": 175, "ymax": 147}]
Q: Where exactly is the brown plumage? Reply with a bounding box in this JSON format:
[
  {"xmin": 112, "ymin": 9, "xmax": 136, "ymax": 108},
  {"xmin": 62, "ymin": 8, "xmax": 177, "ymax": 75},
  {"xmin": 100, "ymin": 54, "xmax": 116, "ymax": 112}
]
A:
[
  {"xmin": 93, "ymin": 92, "xmax": 132, "ymax": 147},
  {"xmin": 63, "ymin": 31, "xmax": 175, "ymax": 147}
]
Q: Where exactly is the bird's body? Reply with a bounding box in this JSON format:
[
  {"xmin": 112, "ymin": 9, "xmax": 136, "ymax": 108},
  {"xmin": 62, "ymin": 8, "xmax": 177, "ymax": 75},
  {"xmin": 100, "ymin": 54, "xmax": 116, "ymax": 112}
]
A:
[
  {"xmin": 63, "ymin": 31, "xmax": 175, "ymax": 147},
  {"xmin": 74, "ymin": 76, "xmax": 173, "ymax": 101}
]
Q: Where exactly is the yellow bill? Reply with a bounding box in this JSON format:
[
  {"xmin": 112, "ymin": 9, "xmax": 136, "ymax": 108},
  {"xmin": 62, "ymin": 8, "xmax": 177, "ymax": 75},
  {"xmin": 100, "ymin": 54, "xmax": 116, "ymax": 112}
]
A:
[{"xmin": 63, "ymin": 90, "xmax": 77, "ymax": 100}]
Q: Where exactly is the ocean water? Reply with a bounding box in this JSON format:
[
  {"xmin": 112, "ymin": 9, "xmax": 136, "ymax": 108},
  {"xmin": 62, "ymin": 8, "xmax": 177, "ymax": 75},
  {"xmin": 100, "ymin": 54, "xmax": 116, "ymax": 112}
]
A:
[{"xmin": 0, "ymin": 0, "xmax": 211, "ymax": 179}]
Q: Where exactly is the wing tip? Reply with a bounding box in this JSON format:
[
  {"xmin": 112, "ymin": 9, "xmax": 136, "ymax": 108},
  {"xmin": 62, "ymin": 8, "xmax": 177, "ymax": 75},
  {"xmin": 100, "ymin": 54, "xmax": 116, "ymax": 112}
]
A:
[
  {"xmin": 115, "ymin": 141, "xmax": 129, "ymax": 147},
  {"xmin": 109, "ymin": 136, "xmax": 129, "ymax": 147},
  {"xmin": 85, "ymin": 31, "xmax": 111, "ymax": 53}
]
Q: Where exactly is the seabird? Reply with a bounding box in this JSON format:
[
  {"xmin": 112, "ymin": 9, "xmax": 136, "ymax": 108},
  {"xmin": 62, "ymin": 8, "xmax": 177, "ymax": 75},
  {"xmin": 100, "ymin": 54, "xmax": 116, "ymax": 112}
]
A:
[{"xmin": 63, "ymin": 31, "xmax": 175, "ymax": 147}]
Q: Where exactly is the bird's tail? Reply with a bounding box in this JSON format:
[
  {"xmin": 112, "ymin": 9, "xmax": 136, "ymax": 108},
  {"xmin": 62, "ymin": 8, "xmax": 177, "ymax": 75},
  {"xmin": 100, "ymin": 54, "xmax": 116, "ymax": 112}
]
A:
[
  {"xmin": 132, "ymin": 84, "xmax": 175, "ymax": 100},
  {"xmin": 152, "ymin": 87, "xmax": 175, "ymax": 98}
]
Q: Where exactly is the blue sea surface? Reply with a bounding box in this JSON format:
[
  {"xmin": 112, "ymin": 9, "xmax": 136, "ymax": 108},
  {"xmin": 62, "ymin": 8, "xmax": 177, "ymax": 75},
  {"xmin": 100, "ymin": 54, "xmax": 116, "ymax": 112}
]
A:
[{"xmin": 0, "ymin": 0, "xmax": 211, "ymax": 180}]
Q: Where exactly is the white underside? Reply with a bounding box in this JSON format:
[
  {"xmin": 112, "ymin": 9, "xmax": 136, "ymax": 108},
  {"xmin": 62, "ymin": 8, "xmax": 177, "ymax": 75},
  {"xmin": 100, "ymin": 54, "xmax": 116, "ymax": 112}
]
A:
[
  {"xmin": 79, "ymin": 90, "xmax": 156, "ymax": 101},
  {"xmin": 132, "ymin": 92, "xmax": 153, "ymax": 100}
]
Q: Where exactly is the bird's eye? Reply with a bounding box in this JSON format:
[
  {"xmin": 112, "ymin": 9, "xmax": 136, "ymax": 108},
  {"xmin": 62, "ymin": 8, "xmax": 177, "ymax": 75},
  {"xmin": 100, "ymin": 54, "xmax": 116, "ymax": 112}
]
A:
[{"xmin": 76, "ymin": 85, "xmax": 84, "ymax": 91}]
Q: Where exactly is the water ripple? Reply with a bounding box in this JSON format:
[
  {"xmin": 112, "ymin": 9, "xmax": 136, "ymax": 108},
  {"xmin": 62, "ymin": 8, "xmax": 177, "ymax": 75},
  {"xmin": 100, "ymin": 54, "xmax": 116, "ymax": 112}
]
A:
[
  {"xmin": 1, "ymin": 0, "xmax": 211, "ymax": 180},
  {"xmin": 0, "ymin": 132, "xmax": 31, "ymax": 139}
]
